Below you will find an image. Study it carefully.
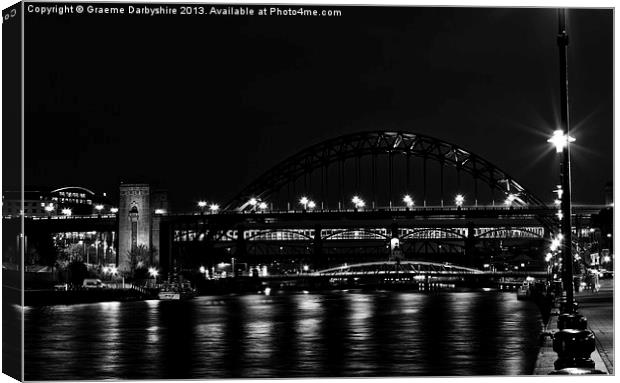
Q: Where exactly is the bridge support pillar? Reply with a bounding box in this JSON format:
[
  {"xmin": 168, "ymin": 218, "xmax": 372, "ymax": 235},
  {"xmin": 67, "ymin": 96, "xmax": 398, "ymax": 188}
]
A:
[
  {"xmin": 313, "ymin": 224, "xmax": 326, "ymax": 269},
  {"xmin": 465, "ymin": 221, "xmax": 477, "ymax": 267},
  {"xmin": 389, "ymin": 222, "xmax": 403, "ymax": 262},
  {"xmin": 236, "ymin": 225, "xmax": 247, "ymax": 260},
  {"xmin": 159, "ymin": 220, "xmax": 173, "ymax": 275}
]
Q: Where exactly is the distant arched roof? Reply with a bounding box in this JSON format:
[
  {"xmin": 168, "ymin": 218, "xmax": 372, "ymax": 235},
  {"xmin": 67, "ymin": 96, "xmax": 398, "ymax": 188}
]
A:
[{"xmin": 50, "ymin": 186, "xmax": 96, "ymax": 195}]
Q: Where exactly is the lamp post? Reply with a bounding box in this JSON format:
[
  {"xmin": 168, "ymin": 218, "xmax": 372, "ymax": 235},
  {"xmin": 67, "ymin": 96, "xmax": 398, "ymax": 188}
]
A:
[
  {"xmin": 248, "ymin": 198, "xmax": 259, "ymax": 212},
  {"xmin": 299, "ymin": 196, "xmax": 309, "ymax": 211},
  {"xmin": 455, "ymin": 194, "xmax": 464, "ymax": 208},
  {"xmin": 199, "ymin": 266, "xmax": 208, "ymax": 279},
  {"xmin": 198, "ymin": 201, "xmax": 207, "ymax": 215},
  {"xmin": 548, "ymin": 8, "xmax": 575, "ymax": 313},
  {"xmin": 209, "ymin": 204, "xmax": 219, "ymax": 214},
  {"xmin": 44, "ymin": 203, "xmax": 54, "ymax": 218},
  {"xmin": 148, "ymin": 267, "xmax": 158, "ymax": 287},
  {"xmin": 352, "ymin": 196, "xmax": 365, "ymax": 210},
  {"xmin": 403, "ymin": 195, "xmax": 414, "ymax": 209}
]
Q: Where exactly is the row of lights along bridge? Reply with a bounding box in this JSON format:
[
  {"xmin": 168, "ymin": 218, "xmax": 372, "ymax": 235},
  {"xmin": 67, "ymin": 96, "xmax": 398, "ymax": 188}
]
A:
[
  {"xmin": 196, "ymin": 193, "xmax": 511, "ymax": 214},
  {"xmin": 43, "ymin": 204, "xmax": 119, "ymax": 217}
]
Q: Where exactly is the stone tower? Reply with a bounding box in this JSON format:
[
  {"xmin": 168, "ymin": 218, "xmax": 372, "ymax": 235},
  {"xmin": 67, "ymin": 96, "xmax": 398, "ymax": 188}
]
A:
[{"xmin": 118, "ymin": 184, "xmax": 151, "ymax": 272}]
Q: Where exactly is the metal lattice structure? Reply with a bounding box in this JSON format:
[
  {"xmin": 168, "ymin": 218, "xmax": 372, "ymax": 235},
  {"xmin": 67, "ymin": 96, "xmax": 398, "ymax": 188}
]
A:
[
  {"xmin": 315, "ymin": 260, "xmax": 483, "ymax": 276},
  {"xmin": 225, "ymin": 131, "xmax": 546, "ymax": 211}
]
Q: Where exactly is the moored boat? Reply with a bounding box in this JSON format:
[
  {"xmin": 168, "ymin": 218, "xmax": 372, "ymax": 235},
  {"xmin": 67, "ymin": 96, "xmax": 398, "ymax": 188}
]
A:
[{"xmin": 158, "ymin": 270, "xmax": 196, "ymax": 300}]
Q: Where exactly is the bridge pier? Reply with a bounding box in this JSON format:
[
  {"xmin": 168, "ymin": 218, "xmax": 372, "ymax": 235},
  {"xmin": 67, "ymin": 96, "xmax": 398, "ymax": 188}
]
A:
[
  {"xmin": 313, "ymin": 224, "xmax": 326, "ymax": 269},
  {"xmin": 465, "ymin": 221, "xmax": 477, "ymax": 267},
  {"xmin": 236, "ymin": 225, "xmax": 247, "ymax": 261}
]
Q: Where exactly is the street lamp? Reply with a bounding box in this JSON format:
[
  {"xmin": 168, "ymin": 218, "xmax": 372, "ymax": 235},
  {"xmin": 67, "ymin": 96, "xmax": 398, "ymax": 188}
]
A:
[
  {"xmin": 44, "ymin": 203, "xmax": 54, "ymax": 218},
  {"xmin": 299, "ymin": 196, "xmax": 309, "ymax": 210},
  {"xmin": 110, "ymin": 207, "xmax": 119, "ymax": 214},
  {"xmin": 352, "ymin": 196, "xmax": 365, "ymax": 209},
  {"xmin": 258, "ymin": 201, "xmax": 268, "ymax": 211},
  {"xmin": 198, "ymin": 201, "xmax": 207, "ymax": 214},
  {"xmin": 455, "ymin": 194, "xmax": 464, "ymax": 207},
  {"xmin": 209, "ymin": 204, "xmax": 219, "ymax": 213},
  {"xmin": 307, "ymin": 200, "xmax": 316, "ymax": 210},
  {"xmin": 403, "ymin": 194, "xmax": 414, "ymax": 208},
  {"xmin": 148, "ymin": 267, "xmax": 158, "ymax": 287},
  {"xmin": 61, "ymin": 208, "xmax": 72, "ymax": 216},
  {"xmin": 95, "ymin": 204, "xmax": 104, "ymax": 216},
  {"xmin": 547, "ymin": 129, "xmax": 576, "ymax": 153}
]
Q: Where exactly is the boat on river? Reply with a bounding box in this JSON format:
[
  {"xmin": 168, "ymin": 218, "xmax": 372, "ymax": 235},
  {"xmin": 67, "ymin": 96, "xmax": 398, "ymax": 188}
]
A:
[
  {"xmin": 516, "ymin": 277, "xmax": 536, "ymax": 300},
  {"xmin": 158, "ymin": 270, "xmax": 196, "ymax": 300}
]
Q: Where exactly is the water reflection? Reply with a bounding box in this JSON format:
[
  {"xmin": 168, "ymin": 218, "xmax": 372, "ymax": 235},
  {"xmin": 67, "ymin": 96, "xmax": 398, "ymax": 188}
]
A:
[{"xmin": 25, "ymin": 291, "xmax": 541, "ymax": 380}]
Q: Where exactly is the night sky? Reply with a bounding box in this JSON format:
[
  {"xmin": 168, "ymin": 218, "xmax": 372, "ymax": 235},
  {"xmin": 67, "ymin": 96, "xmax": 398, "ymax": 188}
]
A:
[{"xmin": 20, "ymin": 4, "xmax": 612, "ymax": 210}]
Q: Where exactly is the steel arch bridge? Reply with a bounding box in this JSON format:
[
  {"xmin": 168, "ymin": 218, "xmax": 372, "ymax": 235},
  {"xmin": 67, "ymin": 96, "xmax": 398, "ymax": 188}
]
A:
[
  {"xmin": 315, "ymin": 260, "xmax": 484, "ymax": 276},
  {"xmin": 225, "ymin": 131, "xmax": 547, "ymax": 213}
]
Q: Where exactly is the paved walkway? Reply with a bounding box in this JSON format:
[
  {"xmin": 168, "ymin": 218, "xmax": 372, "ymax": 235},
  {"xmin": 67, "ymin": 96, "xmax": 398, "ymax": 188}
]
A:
[{"xmin": 533, "ymin": 279, "xmax": 614, "ymax": 375}]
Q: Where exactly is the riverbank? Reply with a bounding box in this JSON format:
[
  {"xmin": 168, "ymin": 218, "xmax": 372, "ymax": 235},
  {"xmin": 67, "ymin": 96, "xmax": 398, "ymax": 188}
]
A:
[
  {"xmin": 25, "ymin": 287, "xmax": 157, "ymax": 306},
  {"xmin": 533, "ymin": 279, "xmax": 613, "ymax": 375}
]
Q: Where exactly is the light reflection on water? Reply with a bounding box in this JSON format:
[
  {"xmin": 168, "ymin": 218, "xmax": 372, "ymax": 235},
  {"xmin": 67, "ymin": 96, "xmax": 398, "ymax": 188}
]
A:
[{"xmin": 25, "ymin": 291, "xmax": 542, "ymax": 380}]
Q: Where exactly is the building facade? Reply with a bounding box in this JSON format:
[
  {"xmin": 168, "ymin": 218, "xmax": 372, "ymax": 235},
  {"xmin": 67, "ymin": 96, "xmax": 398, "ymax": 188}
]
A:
[{"xmin": 118, "ymin": 183, "xmax": 168, "ymax": 271}]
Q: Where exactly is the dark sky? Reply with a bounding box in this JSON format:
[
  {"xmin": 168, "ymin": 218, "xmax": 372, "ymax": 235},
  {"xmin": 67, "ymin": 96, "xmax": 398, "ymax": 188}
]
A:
[{"xmin": 21, "ymin": 4, "xmax": 612, "ymax": 209}]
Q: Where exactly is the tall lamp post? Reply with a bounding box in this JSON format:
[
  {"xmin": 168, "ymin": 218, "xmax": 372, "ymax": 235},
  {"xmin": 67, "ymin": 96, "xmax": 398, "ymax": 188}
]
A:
[{"xmin": 550, "ymin": 8, "xmax": 575, "ymax": 313}]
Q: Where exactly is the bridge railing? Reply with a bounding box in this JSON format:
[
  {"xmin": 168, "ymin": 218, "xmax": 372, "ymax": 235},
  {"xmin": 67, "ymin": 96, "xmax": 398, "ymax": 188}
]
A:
[
  {"xmin": 158, "ymin": 205, "xmax": 560, "ymax": 217},
  {"xmin": 26, "ymin": 214, "xmax": 118, "ymax": 220}
]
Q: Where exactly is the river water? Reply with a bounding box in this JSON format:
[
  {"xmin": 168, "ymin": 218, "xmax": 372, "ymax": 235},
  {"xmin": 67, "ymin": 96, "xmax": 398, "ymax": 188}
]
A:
[{"xmin": 24, "ymin": 290, "xmax": 543, "ymax": 380}]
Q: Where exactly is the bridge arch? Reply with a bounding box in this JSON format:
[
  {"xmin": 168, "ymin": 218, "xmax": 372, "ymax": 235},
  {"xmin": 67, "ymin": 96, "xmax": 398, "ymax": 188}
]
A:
[
  {"xmin": 246, "ymin": 229, "xmax": 314, "ymax": 241},
  {"xmin": 316, "ymin": 260, "xmax": 483, "ymax": 275},
  {"xmin": 225, "ymin": 131, "xmax": 546, "ymax": 212},
  {"xmin": 474, "ymin": 227, "xmax": 545, "ymax": 239},
  {"xmin": 323, "ymin": 228, "xmax": 390, "ymax": 241},
  {"xmin": 400, "ymin": 227, "xmax": 468, "ymax": 240},
  {"xmin": 50, "ymin": 186, "xmax": 96, "ymax": 195}
]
